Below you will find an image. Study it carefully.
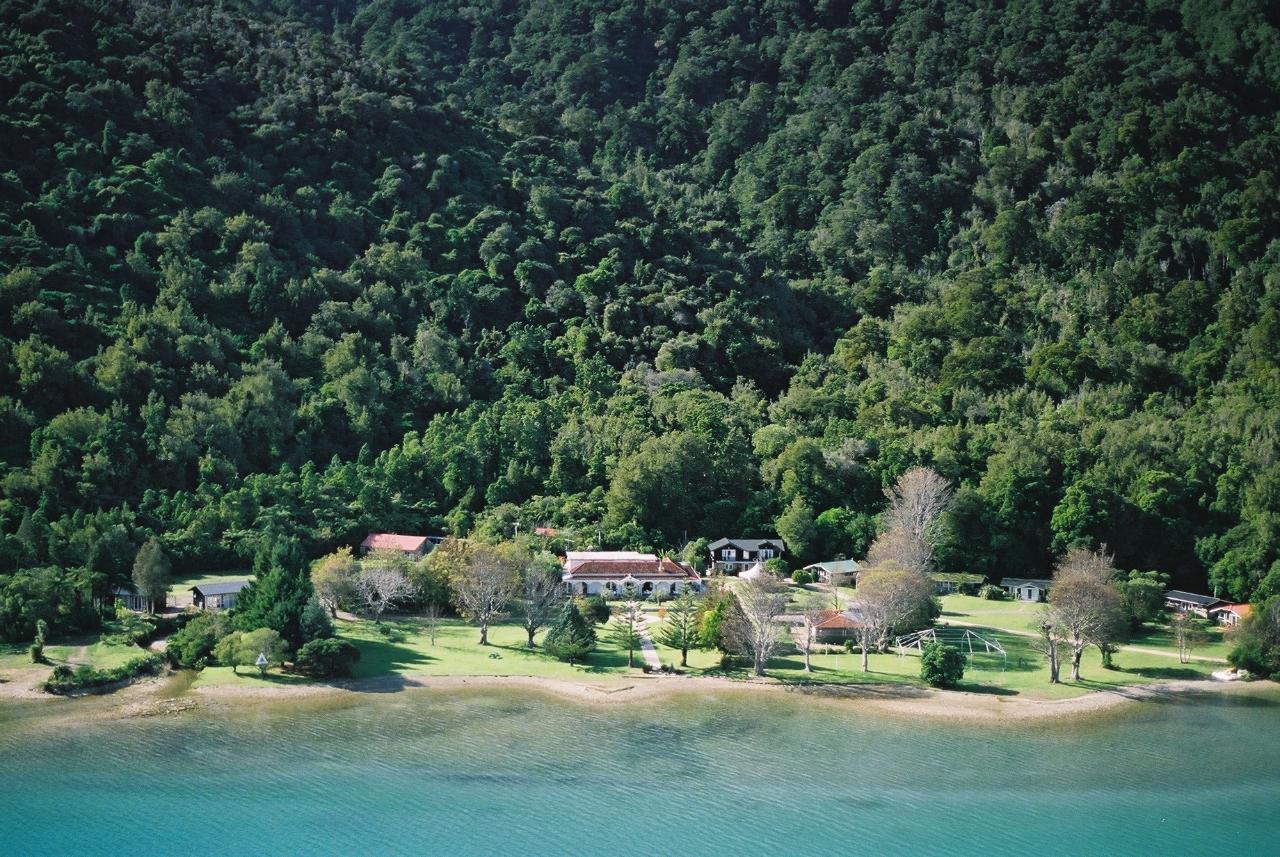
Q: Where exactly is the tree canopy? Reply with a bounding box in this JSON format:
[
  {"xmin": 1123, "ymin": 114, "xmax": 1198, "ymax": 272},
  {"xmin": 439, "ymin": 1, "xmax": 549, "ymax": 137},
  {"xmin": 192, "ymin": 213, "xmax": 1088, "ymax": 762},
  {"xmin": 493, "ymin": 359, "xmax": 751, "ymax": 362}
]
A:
[{"xmin": 2, "ymin": 0, "xmax": 1279, "ymax": 633}]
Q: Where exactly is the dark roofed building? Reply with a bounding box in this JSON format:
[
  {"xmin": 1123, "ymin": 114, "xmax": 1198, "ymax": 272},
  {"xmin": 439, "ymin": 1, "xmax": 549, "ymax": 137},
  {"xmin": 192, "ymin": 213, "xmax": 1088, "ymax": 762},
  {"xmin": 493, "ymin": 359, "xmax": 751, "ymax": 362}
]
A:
[
  {"xmin": 708, "ymin": 537, "xmax": 786, "ymax": 574},
  {"xmin": 190, "ymin": 580, "xmax": 250, "ymax": 610},
  {"xmin": 1165, "ymin": 590, "xmax": 1228, "ymax": 618},
  {"xmin": 111, "ymin": 584, "xmax": 149, "ymax": 613}
]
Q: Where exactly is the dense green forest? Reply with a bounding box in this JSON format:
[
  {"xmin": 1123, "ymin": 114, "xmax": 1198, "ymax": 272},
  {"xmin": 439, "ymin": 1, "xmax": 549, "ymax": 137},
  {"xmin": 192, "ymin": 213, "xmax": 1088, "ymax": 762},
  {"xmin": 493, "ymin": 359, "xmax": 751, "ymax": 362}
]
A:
[{"xmin": 2, "ymin": 0, "xmax": 1279, "ymax": 638}]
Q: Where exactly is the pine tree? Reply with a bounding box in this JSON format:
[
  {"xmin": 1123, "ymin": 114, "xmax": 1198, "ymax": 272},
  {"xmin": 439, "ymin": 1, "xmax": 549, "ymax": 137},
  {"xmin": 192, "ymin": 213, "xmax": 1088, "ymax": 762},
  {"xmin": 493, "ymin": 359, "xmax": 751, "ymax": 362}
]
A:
[
  {"xmin": 543, "ymin": 601, "xmax": 596, "ymax": 665},
  {"xmin": 234, "ymin": 537, "xmax": 314, "ymax": 648},
  {"xmin": 657, "ymin": 589, "xmax": 702, "ymax": 667}
]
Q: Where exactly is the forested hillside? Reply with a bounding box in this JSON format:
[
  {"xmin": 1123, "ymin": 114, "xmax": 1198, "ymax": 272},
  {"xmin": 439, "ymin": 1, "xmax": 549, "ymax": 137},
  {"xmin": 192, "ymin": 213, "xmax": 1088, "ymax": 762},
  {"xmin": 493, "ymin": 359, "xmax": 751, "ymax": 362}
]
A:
[{"xmin": 2, "ymin": 0, "xmax": 1278, "ymax": 636}]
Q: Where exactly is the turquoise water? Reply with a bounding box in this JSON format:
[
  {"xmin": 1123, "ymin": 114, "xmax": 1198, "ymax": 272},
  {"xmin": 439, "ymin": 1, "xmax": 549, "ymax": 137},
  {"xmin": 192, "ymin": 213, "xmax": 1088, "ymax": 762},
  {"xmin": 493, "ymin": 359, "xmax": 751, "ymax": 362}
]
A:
[{"xmin": 1, "ymin": 687, "xmax": 1277, "ymax": 856}]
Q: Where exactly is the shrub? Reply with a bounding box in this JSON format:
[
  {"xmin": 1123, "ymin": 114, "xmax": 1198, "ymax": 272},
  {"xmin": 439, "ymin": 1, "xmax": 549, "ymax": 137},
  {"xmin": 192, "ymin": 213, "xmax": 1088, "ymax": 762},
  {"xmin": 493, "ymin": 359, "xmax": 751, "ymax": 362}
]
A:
[
  {"xmin": 213, "ymin": 628, "xmax": 289, "ymax": 674},
  {"xmin": 30, "ymin": 618, "xmax": 48, "ymax": 663},
  {"xmin": 168, "ymin": 611, "xmax": 229, "ymax": 668},
  {"xmin": 299, "ymin": 596, "xmax": 334, "ymax": 643},
  {"xmin": 792, "ymin": 570, "xmax": 814, "ymax": 585},
  {"xmin": 920, "ymin": 641, "xmax": 965, "ymax": 688},
  {"xmin": 577, "ymin": 594, "xmax": 611, "ymax": 624},
  {"xmin": 765, "ymin": 558, "xmax": 790, "ymax": 577},
  {"xmin": 979, "ymin": 584, "xmax": 1006, "ymax": 601},
  {"xmin": 103, "ymin": 603, "xmax": 157, "ymax": 647},
  {"xmin": 42, "ymin": 653, "xmax": 168, "ymax": 695},
  {"xmin": 294, "ymin": 638, "xmax": 361, "ymax": 678}
]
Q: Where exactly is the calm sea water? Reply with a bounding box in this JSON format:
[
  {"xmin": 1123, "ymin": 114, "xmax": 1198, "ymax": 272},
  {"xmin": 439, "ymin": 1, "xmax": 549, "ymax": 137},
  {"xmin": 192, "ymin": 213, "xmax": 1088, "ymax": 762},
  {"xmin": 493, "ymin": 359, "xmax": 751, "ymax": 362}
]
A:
[{"xmin": 1, "ymin": 686, "xmax": 1276, "ymax": 856}]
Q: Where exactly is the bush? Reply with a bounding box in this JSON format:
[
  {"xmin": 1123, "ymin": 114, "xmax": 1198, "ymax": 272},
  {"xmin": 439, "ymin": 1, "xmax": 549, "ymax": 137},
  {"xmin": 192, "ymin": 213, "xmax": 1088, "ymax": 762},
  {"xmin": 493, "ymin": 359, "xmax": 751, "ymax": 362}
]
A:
[
  {"xmin": 168, "ymin": 611, "xmax": 229, "ymax": 668},
  {"xmin": 792, "ymin": 570, "xmax": 814, "ymax": 585},
  {"xmin": 979, "ymin": 584, "xmax": 1006, "ymax": 601},
  {"xmin": 103, "ymin": 603, "xmax": 156, "ymax": 647},
  {"xmin": 920, "ymin": 641, "xmax": 965, "ymax": 688},
  {"xmin": 30, "ymin": 618, "xmax": 48, "ymax": 663},
  {"xmin": 41, "ymin": 653, "xmax": 168, "ymax": 695},
  {"xmin": 765, "ymin": 558, "xmax": 790, "ymax": 577},
  {"xmin": 299, "ymin": 597, "xmax": 334, "ymax": 642},
  {"xmin": 294, "ymin": 638, "xmax": 361, "ymax": 678},
  {"xmin": 213, "ymin": 628, "xmax": 289, "ymax": 674},
  {"xmin": 577, "ymin": 595, "xmax": 611, "ymax": 624}
]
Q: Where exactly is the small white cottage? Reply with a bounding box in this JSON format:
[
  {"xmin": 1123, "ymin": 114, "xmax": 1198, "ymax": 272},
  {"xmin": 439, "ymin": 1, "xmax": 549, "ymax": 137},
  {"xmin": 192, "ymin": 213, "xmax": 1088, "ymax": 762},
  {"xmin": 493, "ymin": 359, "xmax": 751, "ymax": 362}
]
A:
[{"xmin": 1000, "ymin": 578, "xmax": 1052, "ymax": 602}]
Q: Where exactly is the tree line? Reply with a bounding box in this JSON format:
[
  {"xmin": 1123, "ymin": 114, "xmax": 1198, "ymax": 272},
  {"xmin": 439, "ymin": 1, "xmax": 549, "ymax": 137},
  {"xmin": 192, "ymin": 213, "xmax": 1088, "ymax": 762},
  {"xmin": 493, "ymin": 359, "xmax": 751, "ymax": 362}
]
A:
[{"xmin": 1, "ymin": 0, "xmax": 1279, "ymax": 657}]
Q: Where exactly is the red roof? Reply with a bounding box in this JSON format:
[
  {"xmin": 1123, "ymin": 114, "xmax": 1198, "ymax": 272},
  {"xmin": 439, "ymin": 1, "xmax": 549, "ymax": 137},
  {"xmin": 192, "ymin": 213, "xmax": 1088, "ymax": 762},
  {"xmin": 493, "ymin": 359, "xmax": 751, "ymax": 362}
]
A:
[
  {"xmin": 361, "ymin": 533, "xmax": 429, "ymax": 553},
  {"xmin": 813, "ymin": 610, "xmax": 863, "ymax": 630},
  {"xmin": 534, "ymin": 527, "xmax": 558, "ymax": 537},
  {"xmin": 1213, "ymin": 603, "xmax": 1252, "ymax": 620},
  {"xmin": 564, "ymin": 558, "xmax": 699, "ymax": 580}
]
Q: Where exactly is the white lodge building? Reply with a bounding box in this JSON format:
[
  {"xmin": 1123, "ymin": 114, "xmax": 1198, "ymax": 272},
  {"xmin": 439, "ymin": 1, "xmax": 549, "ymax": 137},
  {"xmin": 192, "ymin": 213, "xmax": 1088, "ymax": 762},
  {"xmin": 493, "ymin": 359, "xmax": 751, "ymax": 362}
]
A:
[{"xmin": 562, "ymin": 551, "xmax": 702, "ymax": 597}]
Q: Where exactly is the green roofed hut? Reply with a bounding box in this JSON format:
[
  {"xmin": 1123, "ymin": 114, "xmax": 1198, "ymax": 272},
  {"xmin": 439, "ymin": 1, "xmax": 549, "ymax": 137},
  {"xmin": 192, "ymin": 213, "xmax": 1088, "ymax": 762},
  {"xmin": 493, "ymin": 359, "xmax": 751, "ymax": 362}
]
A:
[{"xmin": 803, "ymin": 558, "xmax": 862, "ymax": 585}]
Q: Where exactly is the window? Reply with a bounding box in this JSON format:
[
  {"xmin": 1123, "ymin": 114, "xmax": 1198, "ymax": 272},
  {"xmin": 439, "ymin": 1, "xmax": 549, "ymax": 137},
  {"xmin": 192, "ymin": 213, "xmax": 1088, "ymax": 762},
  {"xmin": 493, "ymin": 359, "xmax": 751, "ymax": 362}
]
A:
[
  {"xmin": 720, "ymin": 548, "xmax": 734, "ymax": 560},
  {"xmin": 760, "ymin": 548, "xmax": 775, "ymax": 559}
]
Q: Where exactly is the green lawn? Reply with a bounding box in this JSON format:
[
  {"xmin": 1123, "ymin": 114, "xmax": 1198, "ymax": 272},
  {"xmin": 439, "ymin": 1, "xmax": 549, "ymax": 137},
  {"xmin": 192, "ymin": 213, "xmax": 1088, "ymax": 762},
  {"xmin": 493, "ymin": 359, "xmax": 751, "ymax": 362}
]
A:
[
  {"xmin": 192, "ymin": 617, "xmax": 642, "ymax": 689},
  {"xmin": 938, "ymin": 593, "xmax": 1230, "ymax": 661},
  {"xmin": 939, "ymin": 594, "xmax": 1046, "ymax": 633},
  {"xmin": 179, "ymin": 593, "xmax": 1230, "ymax": 701},
  {"xmin": 647, "ymin": 610, "xmax": 1221, "ymax": 700},
  {"xmin": 0, "ymin": 635, "xmax": 148, "ymax": 674}
]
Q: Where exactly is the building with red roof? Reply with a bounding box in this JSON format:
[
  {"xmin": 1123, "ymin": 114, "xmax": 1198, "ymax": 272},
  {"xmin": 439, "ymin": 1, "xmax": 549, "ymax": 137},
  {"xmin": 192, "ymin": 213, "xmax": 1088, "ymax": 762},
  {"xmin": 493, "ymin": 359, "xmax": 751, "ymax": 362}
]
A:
[
  {"xmin": 562, "ymin": 551, "xmax": 701, "ymax": 597},
  {"xmin": 360, "ymin": 532, "xmax": 432, "ymax": 559},
  {"xmin": 812, "ymin": 609, "xmax": 865, "ymax": 643},
  {"xmin": 1208, "ymin": 603, "xmax": 1252, "ymax": 627}
]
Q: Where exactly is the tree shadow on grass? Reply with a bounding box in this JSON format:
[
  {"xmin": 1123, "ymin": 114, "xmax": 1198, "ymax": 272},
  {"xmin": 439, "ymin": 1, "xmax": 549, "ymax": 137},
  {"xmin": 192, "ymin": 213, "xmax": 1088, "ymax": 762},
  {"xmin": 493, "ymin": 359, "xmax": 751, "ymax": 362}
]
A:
[
  {"xmin": 348, "ymin": 638, "xmax": 434, "ymax": 683},
  {"xmin": 1115, "ymin": 665, "xmax": 1208, "ymax": 681},
  {"xmin": 952, "ymin": 681, "xmax": 1018, "ymax": 696},
  {"xmin": 579, "ymin": 648, "xmax": 632, "ymax": 673}
]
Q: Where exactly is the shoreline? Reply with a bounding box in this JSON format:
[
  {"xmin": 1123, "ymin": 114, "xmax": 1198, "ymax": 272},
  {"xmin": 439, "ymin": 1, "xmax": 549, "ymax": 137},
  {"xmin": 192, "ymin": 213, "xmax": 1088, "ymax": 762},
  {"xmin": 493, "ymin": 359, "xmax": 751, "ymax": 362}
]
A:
[{"xmin": 2, "ymin": 665, "xmax": 1273, "ymax": 726}]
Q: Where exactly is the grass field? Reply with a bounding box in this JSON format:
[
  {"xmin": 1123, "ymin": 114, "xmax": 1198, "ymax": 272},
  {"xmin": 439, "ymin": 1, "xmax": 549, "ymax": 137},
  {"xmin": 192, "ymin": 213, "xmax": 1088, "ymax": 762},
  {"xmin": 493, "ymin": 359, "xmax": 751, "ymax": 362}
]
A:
[
  {"xmin": 187, "ymin": 603, "xmax": 1223, "ymax": 701},
  {"xmin": 0, "ymin": 636, "xmax": 146, "ymax": 672},
  {"xmin": 192, "ymin": 617, "xmax": 642, "ymax": 689},
  {"xmin": 649, "ymin": 614, "xmax": 1219, "ymax": 700},
  {"xmin": 938, "ymin": 594, "xmax": 1231, "ymax": 660}
]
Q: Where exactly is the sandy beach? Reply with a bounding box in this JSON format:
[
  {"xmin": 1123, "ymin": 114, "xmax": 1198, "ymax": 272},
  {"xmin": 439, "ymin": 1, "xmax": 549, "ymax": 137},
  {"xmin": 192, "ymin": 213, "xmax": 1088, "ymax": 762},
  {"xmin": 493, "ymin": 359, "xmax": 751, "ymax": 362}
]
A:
[{"xmin": 3, "ymin": 664, "xmax": 1272, "ymax": 727}]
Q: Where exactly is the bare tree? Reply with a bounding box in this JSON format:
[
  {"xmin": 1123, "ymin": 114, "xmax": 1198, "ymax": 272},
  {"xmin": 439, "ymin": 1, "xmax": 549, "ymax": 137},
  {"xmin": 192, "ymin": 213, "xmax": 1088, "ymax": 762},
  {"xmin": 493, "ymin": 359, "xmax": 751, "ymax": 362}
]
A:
[
  {"xmin": 726, "ymin": 577, "xmax": 789, "ymax": 677},
  {"xmin": 1169, "ymin": 612, "xmax": 1208, "ymax": 664},
  {"xmin": 449, "ymin": 546, "xmax": 518, "ymax": 645},
  {"xmin": 826, "ymin": 567, "xmax": 855, "ymax": 608},
  {"xmin": 1047, "ymin": 547, "xmax": 1125, "ymax": 681},
  {"xmin": 656, "ymin": 586, "xmax": 702, "ymax": 667},
  {"xmin": 850, "ymin": 566, "xmax": 935, "ymax": 672},
  {"xmin": 512, "ymin": 553, "xmax": 566, "ymax": 646},
  {"xmin": 608, "ymin": 601, "xmax": 645, "ymax": 668},
  {"xmin": 422, "ymin": 600, "xmax": 442, "ymax": 646},
  {"xmin": 882, "ymin": 466, "xmax": 953, "ymax": 546},
  {"xmin": 868, "ymin": 466, "xmax": 953, "ymax": 574},
  {"xmin": 865, "ymin": 525, "xmax": 932, "ymax": 576},
  {"xmin": 796, "ymin": 591, "xmax": 830, "ymax": 673},
  {"xmin": 1030, "ymin": 615, "xmax": 1064, "ymax": 683},
  {"xmin": 357, "ymin": 561, "xmax": 416, "ymax": 625}
]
